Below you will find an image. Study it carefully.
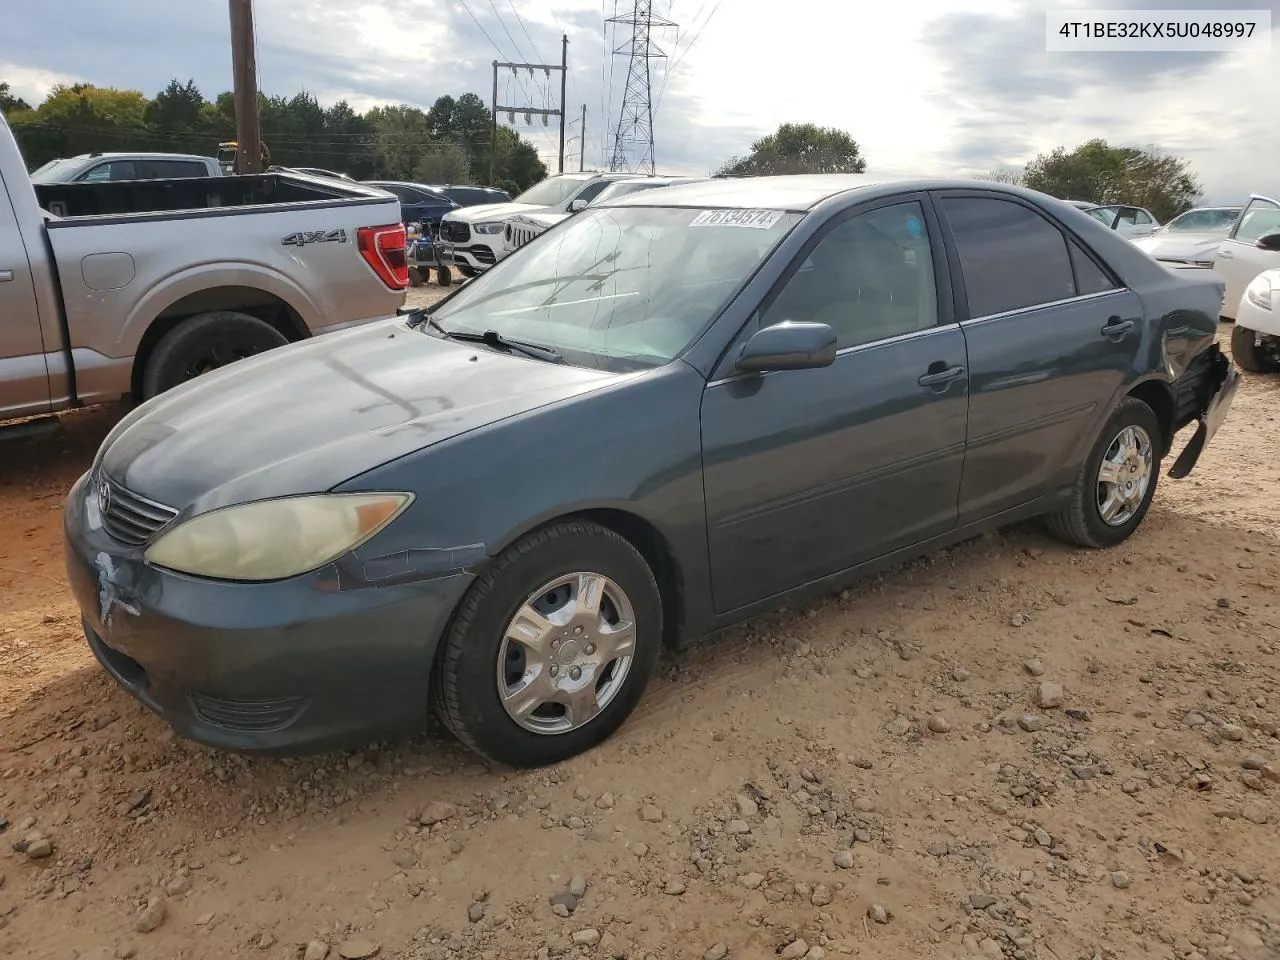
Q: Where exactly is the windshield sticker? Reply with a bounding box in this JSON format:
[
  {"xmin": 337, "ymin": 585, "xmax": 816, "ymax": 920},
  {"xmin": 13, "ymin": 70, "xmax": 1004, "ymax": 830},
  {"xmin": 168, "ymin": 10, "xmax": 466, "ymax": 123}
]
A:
[{"xmin": 689, "ymin": 209, "xmax": 785, "ymax": 229}]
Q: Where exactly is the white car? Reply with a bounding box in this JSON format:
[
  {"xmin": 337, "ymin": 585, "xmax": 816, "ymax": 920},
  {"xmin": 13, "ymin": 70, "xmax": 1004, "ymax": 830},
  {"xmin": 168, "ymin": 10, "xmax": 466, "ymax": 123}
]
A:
[
  {"xmin": 1132, "ymin": 206, "xmax": 1241, "ymax": 269},
  {"xmin": 1231, "ymin": 267, "xmax": 1280, "ymax": 372},
  {"xmin": 1213, "ymin": 194, "xmax": 1280, "ymax": 320},
  {"xmin": 1081, "ymin": 203, "xmax": 1161, "ymax": 240},
  {"xmin": 437, "ymin": 172, "xmax": 642, "ymax": 276},
  {"xmin": 502, "ymin": 176, "xmax": 704, "ymax": 254}
]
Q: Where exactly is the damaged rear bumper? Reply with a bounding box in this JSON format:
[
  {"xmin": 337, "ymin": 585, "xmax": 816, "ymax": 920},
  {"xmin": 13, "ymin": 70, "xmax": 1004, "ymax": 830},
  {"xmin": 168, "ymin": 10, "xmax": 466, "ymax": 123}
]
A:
[
  {"xmin": 62, "ymin": 472, "xmax": 475, "ymax": 755},
  {"xmin": 1168, "ymin": 343, "xmax": 1239, "ymax": 479}
]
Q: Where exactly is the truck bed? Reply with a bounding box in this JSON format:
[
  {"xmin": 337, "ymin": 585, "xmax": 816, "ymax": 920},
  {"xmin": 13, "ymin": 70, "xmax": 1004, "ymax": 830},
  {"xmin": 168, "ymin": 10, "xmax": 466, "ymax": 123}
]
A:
[{"xmin": 34, "ymin": 172, "xmax": 390, "ymax": 221}]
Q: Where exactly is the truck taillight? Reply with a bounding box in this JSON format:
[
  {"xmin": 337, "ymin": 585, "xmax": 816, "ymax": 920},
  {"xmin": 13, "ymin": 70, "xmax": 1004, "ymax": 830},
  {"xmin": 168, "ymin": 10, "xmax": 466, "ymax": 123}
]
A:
[{"xmin": 357, "ymin": 224, "xmax": 409, "ymax": 290}]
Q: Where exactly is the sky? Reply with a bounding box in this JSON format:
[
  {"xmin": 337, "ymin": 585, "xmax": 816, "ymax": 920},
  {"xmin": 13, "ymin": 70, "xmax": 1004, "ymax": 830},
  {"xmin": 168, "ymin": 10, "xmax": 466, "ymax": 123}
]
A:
[{"xmin": 3, "ymin": 0, "xmax": 1276, "ymax": 203}]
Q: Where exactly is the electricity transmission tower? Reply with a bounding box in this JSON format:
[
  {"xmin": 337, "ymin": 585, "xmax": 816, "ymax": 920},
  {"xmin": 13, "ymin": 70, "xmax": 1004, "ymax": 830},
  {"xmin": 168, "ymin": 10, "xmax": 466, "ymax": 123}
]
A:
[{"xmin": 607, "ymin": 0, "xmax": 675, "ymax": 175}]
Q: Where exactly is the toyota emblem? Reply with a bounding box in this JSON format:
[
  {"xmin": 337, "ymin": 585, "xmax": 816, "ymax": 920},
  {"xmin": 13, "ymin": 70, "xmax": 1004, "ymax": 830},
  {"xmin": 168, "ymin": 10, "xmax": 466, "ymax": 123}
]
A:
[{"xmin": 97, "ymin": 477, "xmax": 112, "ymax": 516}]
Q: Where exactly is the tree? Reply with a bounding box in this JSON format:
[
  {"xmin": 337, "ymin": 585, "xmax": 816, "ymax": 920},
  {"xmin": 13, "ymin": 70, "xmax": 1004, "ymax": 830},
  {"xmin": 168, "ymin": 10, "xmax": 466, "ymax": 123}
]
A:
[
  {"xmin": 716, "ymin": 123, "xmax": 866, "ymax": 177},
  {"xmin": 0, "ymin": 81, "xmax": 31, "ymax": 115},
  {"xmin": 1022, "ymin": 138, "xmax": 1201, "ymax": 222},
  {"xmin": 413, "ymin": 140, "xmax": 472, "ymax": 184},
  {"xmin": 493, "ymin": 127, "xmax": 546, "ymax": 190},
  {"xmin": 976, "ymin": 167, "xmax": 1023, "ymax": 186}
]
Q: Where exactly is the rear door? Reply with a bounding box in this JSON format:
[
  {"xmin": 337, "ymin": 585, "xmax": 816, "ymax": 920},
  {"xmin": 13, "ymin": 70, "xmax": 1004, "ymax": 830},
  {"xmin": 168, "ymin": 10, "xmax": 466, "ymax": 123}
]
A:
[
  {"xmin": 936, "ymin": 191, "xmax": 1142, "ymax": 522},
  {"xmin": 0, "ymin": 181, "xmax": 50, "ymax": 417},
  {"xmin": 1215, "ymin": 196, "xmax": 1280, "ymax": 318}
]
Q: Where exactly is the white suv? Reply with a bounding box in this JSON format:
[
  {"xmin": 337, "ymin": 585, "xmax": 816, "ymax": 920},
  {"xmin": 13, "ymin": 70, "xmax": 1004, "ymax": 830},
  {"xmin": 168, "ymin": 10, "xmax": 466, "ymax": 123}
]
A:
[{"xmin": 437, "ymin": 172, "xmax": 640, "ymax": 276}]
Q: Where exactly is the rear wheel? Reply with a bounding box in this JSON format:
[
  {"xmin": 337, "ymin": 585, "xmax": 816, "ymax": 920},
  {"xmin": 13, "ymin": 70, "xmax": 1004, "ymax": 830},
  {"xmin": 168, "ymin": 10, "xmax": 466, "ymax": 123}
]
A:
[
  {"xmin": 1045, "ymin": 397, "xmax": 1161, "ymax": 548},
  {"xmin": 433, "ymin": 521, "xmax": 662, "ymax": 767},
  {"xmin": 435, "ymin": 265, "xmax": 452, "ymax": 286},
  {"xmin": 1230, "ymin": 324, "xmax": 1280, "ymax": 373},
  {"xmin": 456, "ymin": 264, "xmax": 478, "ymax": 279},
  {"xmin": 141, "ymin": 311, "xmax": 289, "ymax": 399}
]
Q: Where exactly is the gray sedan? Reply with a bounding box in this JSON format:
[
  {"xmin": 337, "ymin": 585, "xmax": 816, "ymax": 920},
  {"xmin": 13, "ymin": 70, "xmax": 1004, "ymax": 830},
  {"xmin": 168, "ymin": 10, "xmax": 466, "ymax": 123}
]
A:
[{"xmin": 63, "ymin": 175, "xmax": 1238, "ymax": 767}]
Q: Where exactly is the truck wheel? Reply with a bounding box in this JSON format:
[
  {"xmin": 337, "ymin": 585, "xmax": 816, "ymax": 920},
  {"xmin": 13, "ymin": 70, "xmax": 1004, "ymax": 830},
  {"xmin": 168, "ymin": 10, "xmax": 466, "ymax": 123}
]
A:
[
  {"xmin": 435, "ymin": 265, "xmax": 452, "ymax": 286},
  {"xmin": 1044, "ymin": 396, "xmax": 1162, "ymax": 549},
  {"xmin": 142, "ymin": 311, "xmax": 289, "ymax": 399},
  {"xmin": 1230, "ymin": 324, "xmax": 1280, "ymax": 373}
]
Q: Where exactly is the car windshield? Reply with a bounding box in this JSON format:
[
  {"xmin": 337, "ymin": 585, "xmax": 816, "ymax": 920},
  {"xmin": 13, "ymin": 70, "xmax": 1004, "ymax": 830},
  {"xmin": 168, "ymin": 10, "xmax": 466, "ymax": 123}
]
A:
[
  {"xmin": 1162, "ymin": 209, "xmax": 1240, "ymax": 233},
  {"xmin": 513, "ymin": 176, "xmax": 592, "ymax": 206},
  {"xmin": 428, "ymin": 205, "xmax": 804, "ymax": 370},
  {"xmin": 29, "ymin": 158, "xmax": 82, "ymax": 183}
]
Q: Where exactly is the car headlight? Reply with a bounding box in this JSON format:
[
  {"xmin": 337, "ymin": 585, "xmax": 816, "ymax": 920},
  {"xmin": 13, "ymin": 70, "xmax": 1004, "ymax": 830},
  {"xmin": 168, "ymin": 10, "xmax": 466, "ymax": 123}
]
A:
[
  {"xmin": 473, "ymin": 222, "xmax": 505, "ymax": 235},
  {"xmin": 144, "ymin": 492, "xmax": 413, "ymax": 581},
  {"xmin": 1246, "ymin": 274, "xmax": 1276, "ymax": 311}
]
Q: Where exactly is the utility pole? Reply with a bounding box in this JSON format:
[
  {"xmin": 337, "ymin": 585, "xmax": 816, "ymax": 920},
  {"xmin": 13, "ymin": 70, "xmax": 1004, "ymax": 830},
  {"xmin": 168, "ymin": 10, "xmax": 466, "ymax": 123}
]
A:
[
  {"xmin": 490, "ymin": 39, "xmax": 569, "ymax": 184},
  {"xmin": 580, "ymin": 104, "xmax": 587, "ymax": 172},
  {"xmin": 558, "ymin": 35, "xmax": 568, "ymax": 174},
  {"xmin": 608, "ymin": 0, "xmax": 675, "ymax": 175},
  {"xmin": 228, "ymin": 0, "xmax": 263, "ymax": 174}
]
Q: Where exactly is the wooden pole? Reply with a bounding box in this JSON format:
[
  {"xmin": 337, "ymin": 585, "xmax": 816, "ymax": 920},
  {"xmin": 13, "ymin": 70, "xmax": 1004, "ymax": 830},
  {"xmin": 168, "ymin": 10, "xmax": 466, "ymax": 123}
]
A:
[
  {"xmin": 490, "ymin": 60, "xmax": 498, "ymax": 185},
  {"xmin": 228, "ymin": 0, "xmax": 263, "ymax": 174},
  {"xmin": 558, "ymin": 35, "xmax": 568, "ymax": 174}
]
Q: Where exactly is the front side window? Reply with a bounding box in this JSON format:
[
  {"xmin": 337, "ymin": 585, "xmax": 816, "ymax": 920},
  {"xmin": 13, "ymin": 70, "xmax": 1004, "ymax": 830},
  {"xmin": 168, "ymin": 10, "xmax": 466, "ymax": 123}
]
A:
[
  {"xmin": 944, "ymin": 196, "xmax": 1076, "ymax": 317},
  {"xmin": 1165, "ymin": 209, "xmax": 1239, "ymax": 234},
  {"xmin": 429, "ymin": 205, "xmax": 803, "ymax": 370},
  {"xmin": 761, "ymin": 201, "xmax": 939, "ymax": 350},
  {"xmin": 1234, "ymin": 200, "xmax": 1280, "ymax": 244},
  {"xmin": 569, "ymin": 180, "xmax": 613, "ymax": 207},
  {"xmin": 80, "ymin": 160, "xmax": 137, "ymax": 182}
]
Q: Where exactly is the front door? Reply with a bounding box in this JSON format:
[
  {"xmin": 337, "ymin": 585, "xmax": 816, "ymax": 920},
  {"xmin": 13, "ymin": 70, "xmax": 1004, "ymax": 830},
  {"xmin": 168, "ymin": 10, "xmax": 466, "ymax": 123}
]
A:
[
  {"xmin": 936, "ymin": 192, "xmax": 1143, "ymax": 521},
  {"xmin": 1215, "ymin": 196, "xmax": 1280, "ymax": 319},
  {"xmin": 700, "ymin": 196, "xmax": 969, "ymax": 613},
  {"xmin": 0, "ymin": 186, "xmax": 50, "ymax": 418}
]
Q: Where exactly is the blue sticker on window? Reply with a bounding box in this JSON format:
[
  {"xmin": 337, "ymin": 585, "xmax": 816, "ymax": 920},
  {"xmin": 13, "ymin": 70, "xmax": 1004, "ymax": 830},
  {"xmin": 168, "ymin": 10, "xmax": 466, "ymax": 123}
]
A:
[{"xmin": 905, "ymin": 215, "xmax": 923, "ymax": 238}]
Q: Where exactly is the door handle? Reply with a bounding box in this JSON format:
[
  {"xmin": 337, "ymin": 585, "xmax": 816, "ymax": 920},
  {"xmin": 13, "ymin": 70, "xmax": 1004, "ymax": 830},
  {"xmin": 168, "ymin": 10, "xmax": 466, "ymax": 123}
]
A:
[
  {"xmin": 1218, "ymin": 249, "xmax": 1233, "ymax": 259},
  {"xmin": 1101, "ymin": 317, "xmax": 1135, "ymax": 339},
  {"xmin": 918, "ymin": 364, "xmax": 965, "ymax": 387},
  {"xmin": 0, "ymin": 269, "xmax": 13, "ymax": 282}
]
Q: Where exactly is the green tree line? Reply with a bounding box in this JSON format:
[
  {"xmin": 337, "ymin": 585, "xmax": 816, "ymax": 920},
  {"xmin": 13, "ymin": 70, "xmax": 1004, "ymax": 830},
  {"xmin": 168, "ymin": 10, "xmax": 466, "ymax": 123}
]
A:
[{"xmin": 0, "ymin": 79, "xmax": 547, "ymax": 193}]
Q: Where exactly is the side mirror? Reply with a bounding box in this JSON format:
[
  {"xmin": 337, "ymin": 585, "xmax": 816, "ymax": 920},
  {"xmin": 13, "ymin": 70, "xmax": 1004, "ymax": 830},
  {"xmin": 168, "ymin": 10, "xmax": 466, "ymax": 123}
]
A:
[
  {"xmin": 568, "ymin": 198, "xmax": 588, "ymax": 212},
  {"xmin": 1256, "ymin": 232, "xmax": 1280, "ymax": 252},
  {"xmin": 735, "ymin": 321, "xmax": 837, "ymax": 374}
]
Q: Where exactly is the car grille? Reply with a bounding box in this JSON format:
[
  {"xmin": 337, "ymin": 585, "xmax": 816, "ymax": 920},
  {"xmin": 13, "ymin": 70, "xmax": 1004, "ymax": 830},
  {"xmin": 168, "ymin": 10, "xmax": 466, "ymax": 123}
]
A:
[
  {"xmin": 439, "ymin": 220, "xmax": 471, "ymax": 243},
  {"xmin": 508, "ymin": 223, "xmax": 540, "ymax": 249},
  {"xmin": 98, "ymin": 475, "xmax": 179, "ymax": 546}
]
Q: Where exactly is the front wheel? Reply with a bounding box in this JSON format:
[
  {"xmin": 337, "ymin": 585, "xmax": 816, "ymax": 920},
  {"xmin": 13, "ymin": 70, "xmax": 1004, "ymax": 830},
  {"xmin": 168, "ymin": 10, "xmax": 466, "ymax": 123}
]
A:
[
  {"xmin": 435, "ymin": 265, "xmax": 452, "ymax": 286},
  {"xmin": 1045, "ymin": 397, "xmax": 1162, "ymax": 548},
  {"xmin": 433, "ymin": 521, "xmax": 662, "ymax": 767},
  {"xmin": 1230, "ymin": 324, "xmax": 1280, "ymax": 373}
]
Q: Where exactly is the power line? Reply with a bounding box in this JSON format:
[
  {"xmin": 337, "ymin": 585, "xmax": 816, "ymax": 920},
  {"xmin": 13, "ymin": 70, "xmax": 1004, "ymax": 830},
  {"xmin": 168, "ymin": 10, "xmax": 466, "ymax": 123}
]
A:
[
  {"xmin": 487, "ymin": 0, "xmax": 532, "ymax": 63},
  {"xmin": 508, "ymin": 0, "xmax": 546, "ymax": 63},
  {"xmin": 653, "ymin": 0, "xmax": 722, "ymax": 116}
]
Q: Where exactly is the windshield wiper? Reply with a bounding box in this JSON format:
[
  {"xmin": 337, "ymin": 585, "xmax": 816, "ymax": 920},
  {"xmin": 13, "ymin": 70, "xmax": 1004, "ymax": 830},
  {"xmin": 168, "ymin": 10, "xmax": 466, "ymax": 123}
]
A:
[{"xmin": 436, "ymin": 326, "xmax": 564, "ymax": 363}]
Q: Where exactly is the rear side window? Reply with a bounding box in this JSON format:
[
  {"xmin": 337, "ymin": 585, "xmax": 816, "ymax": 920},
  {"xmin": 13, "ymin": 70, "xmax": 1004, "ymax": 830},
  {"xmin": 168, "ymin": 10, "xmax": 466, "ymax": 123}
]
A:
[
  {"xmin": 1069, "ymin": 241, "xmax": 1119, "ymax": 296},
  {"xmin": 136, "ymin": 159, "xmax": 207, "ymax": 179},
  {"xmin": 943, "ymin": 197, "xmax": 1076, "ymax": 317}
]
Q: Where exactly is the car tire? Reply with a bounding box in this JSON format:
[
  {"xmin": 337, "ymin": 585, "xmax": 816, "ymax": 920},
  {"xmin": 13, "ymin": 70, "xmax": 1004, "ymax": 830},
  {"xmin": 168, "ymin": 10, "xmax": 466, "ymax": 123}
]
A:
[
  {"xmin": 457, "ymin": 265, "xmax": 478, "ymax": 279},
  {"xmin": 1045, "ymin": 396, "xmax": 1162, "ymax": 549},
  {"xmin": 433, "ymin": 520, "xmax": 662, "ymax": 768},
  {"xmin": 408, "ymin": 267, "xmax": 424, "ymax": 287},
  {"xmin": 1230, "ymin": 324, "xmax": 1280, "ymax": 373},
  {"xmin": 141, "ymin": 311, "xmax": 290, "ymax": 399}
]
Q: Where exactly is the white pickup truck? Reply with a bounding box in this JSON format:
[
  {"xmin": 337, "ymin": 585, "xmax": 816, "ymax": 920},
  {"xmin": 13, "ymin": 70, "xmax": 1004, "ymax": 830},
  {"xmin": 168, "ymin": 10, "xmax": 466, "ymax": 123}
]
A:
[{"xmin": 0, "ymin": 115, "xmax": 409, "ymax": 425}]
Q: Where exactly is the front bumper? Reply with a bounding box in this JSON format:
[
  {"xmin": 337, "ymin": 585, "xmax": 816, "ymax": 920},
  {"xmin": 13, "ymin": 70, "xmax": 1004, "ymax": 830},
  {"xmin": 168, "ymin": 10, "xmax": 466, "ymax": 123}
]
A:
[
  {"xmin": 62, "ymin": 472, "xmax": 474, "ymax": 754},
  {"xmin": 1168, "ymin": 343, "xmax": 1239, "ymax": 479},
  {"xmin": 438, "ymin": 241, "xmax": 499, "ymax": 271},
  {"xmin": 1235, "ymin": 290, "xmax": 1280, "ymax": 338}
]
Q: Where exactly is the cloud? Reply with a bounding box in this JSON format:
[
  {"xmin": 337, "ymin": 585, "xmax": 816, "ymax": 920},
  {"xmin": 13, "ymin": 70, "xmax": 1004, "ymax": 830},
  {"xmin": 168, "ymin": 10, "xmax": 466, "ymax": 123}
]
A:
[{"xmin": 3, "ymin": 0, "xmax": 1278, "ymax": 198}]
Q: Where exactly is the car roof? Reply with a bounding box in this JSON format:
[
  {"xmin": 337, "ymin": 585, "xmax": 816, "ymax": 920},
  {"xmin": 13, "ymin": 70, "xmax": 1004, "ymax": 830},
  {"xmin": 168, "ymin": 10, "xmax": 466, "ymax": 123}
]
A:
[
  {"xmin": 366, "ymin": 180, "xmax": 449, "ymax": 193},
  {"xmin": 70, "ymin": 152, "xmax": 215, "ymax": 162},
  {"xmin": 604, "ymin": 173, "xmax": 1037, "ymax": 210}
]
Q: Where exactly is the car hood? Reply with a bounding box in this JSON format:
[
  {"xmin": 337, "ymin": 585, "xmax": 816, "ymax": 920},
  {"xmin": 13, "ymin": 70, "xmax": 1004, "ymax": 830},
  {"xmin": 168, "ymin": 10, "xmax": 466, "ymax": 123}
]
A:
[
  {"xmin": 99, "ymin": 320, "xmax": 625, "ymax": 512},
  {"xmin": 443, "ymin": 201, "xmax": 546, "ymax": 224},
  {"xmin": 1133, "ymin": 232, "xmax": 1225, "ymax": 262}
]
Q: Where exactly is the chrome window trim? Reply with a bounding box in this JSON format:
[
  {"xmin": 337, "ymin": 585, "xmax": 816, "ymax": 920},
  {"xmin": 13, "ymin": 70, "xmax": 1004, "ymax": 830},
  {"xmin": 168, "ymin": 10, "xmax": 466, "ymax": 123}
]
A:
[{"xmin": 961, "ymin": 287, "xmax": 1129, "ymax": 326}]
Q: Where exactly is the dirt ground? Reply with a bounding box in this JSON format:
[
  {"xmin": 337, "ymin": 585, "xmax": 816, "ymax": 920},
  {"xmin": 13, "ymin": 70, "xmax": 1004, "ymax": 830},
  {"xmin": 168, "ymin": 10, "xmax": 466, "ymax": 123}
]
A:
[{"xmin": 2, "ymin": 318, "xmax": 1279, "ymax": 960}]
